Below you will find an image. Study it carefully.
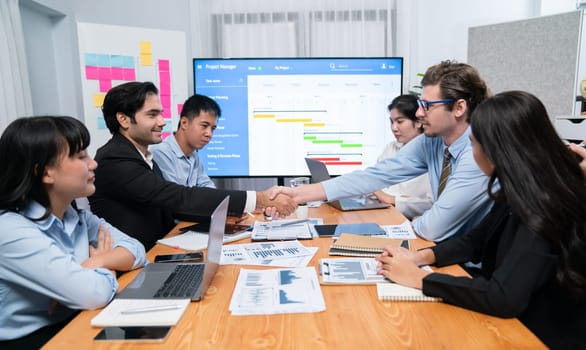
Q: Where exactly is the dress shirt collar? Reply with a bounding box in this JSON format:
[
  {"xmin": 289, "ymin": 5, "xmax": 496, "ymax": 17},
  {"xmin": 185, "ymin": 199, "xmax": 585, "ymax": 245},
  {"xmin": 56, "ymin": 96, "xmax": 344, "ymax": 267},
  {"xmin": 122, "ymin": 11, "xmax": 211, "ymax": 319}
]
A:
[
  {"xmin": 166, "ymin": 133, "xmax": 190, "ymax": 159},
  {"xmin": 445, "ymin": 126, "xmax": 472, "ymax": 159},
  {"xmin": 20, "ymin": 200, "xmax": 81, "ymax": 235},
  {"xmin": 134, "ymin": 144, "xmax": 154, "ymax": 169}
]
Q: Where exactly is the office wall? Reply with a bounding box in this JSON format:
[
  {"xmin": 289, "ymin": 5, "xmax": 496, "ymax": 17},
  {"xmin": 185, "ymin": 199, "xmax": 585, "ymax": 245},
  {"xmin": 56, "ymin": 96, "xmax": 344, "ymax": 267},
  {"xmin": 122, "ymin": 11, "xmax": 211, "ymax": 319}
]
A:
[
  {"xmin": 400, "ymin": 0, "xmax": 537, "ymax": 90},
  {"xmin": 468, "ymin": 10, "xmax": 582, "ymax": 119},
  {"xmin": 19, "ymin": 0, "xmax": 193, "ymax": 120},
  {"xmin": 20, "ymin": 0, "xmax": 546, "ymax": 120}
]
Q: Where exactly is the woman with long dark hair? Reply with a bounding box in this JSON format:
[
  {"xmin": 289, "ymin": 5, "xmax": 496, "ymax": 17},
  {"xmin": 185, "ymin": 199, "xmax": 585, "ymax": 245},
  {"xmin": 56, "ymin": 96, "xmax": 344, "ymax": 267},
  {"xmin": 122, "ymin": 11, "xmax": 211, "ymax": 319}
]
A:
[
  {"xmin": 377, "ymin": 91, "xmax": 586, "ymax": 348},
  {"xmin": 0, "ymin": 116, "xmax": 146, "ymax": 349},
  {"xmin": 373, "ymin": 94, "xmax": 433, "ymax": 219}
]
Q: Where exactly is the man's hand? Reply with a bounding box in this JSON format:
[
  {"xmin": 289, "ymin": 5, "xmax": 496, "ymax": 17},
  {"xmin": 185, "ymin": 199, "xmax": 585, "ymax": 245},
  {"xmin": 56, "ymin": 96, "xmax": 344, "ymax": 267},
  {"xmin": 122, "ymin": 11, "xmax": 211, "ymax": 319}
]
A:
[
  {"xmin": 372, "ymin": 190, "xmax": 395, "ymax": 205},
  {"xmin": 257, "ymin": 187, "xmax": 297, "ymax": 217}
]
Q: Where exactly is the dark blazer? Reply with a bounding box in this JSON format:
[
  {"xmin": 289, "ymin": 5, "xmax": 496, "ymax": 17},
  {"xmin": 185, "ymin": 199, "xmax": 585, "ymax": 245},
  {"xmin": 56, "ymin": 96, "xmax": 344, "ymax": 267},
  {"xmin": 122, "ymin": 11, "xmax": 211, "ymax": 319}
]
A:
[
  {"xmin": 89, "ymin": 133, "xmax": 247, "ymax": 250},
  {"xmin": 422, "ymin": 202, "xmax": 586, "ymax": 349}
]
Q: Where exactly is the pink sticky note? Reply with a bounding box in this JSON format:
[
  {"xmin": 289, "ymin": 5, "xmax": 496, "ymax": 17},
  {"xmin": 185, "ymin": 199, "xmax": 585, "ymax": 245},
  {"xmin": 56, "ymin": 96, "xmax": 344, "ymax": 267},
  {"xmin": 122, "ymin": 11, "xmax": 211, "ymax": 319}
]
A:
[
  {"xmin": 159, "ymin": 81, "xmax": 171, "ymax": 94},
  {"xmin": 123, "ymin": 68, "xmax": 136, "ymax": 81},
  {"xmin": 111, "ymin": 67, "xmax": 124, "ymax": 80},
  {"xmin": 159, "ymin": 71, "xmax": 170, "ymax": 83},
  {"xmin": 159, "ymin": 59, "xmax": 170, "ymax": 71},
  {"xmin": 177, "ymin": 103, "xmax": 184, "ymax": 116},
  {"xmin": 98, "ymin": 67, "xmax": 111, "ymax": 80},
  {"xmin": 162, "ymin": 131, "xmax": 172, "ymax": 140},
  {"xmin": 85, "ymin": 66, "xmax": 99, "ymax": 80},
  {"xmin": 99, "ymin": 80, "xmax": 112, "ymax": 92},
  {"xmin": 160, "ymin": 95, "xmax": 171, "ymax": 108},
  {"xmin": 161, "ymin": 109, "xmax": 171, "ymax": 118}
]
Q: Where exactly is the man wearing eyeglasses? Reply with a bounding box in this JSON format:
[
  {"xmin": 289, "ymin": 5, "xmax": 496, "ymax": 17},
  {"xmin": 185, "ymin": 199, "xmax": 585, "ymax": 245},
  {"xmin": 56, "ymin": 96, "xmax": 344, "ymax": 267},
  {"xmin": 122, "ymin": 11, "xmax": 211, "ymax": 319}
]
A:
[{"xmin": 270, "ymin": 60, "xmax": 493, "ymax": 242}]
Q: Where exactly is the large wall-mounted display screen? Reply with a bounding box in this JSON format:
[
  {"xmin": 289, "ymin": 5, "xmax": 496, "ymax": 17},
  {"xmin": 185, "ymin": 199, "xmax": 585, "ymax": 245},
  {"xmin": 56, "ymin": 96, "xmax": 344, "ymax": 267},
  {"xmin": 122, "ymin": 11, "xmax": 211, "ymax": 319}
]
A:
[{"xmin": 193, "ymin": 57, "xmax": 403, "ymax": 177}]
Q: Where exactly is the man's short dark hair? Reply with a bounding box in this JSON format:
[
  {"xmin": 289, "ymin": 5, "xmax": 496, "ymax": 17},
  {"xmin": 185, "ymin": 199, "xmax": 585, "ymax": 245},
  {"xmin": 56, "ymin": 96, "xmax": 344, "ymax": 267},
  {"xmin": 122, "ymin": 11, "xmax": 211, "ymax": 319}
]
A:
[
  {"xmin": 102, "ymin": 81, "xmax": 159, "ymax": 134},
  {"xmin": 177, "ymin": 94, "xmax": 221, "ymax": 130}
]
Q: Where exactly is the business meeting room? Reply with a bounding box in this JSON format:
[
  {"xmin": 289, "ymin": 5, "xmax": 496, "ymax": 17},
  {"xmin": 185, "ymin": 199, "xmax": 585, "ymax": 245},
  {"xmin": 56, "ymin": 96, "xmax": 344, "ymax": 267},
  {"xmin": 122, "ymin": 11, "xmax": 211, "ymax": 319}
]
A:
[{"xmin": 2, "ymin": 0, "xmax": 586, "ymax": 349}]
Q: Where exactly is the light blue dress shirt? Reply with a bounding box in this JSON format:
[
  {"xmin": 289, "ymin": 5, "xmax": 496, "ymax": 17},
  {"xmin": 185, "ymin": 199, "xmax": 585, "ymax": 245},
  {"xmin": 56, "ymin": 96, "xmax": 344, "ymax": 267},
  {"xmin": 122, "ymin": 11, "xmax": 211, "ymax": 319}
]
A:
[
  {"xmin": 321, "ymin": 127, "xmax": 493, "ymax": 241},
  {"xmin": 0, "ymin": 201, "xmax": 147, "ymax": 340},
  {"xmin": 151, "ymin": 134, "xmax": 216, "ymax": 188}
]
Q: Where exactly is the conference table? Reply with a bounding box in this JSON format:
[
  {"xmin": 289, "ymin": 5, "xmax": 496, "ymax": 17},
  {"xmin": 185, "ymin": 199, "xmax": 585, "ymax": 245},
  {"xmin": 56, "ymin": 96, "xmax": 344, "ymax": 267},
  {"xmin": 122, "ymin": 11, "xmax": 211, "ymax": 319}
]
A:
[{"xmin": 43, "ymin": 204, "xmax": 545, "ymax": 349}]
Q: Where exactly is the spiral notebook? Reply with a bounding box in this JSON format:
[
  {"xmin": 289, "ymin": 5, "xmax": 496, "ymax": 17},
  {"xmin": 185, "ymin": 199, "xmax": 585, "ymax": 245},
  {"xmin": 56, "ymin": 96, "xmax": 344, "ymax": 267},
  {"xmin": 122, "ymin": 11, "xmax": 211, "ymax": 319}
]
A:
[
  {"xmin": 377, "ymin": 283, "xmax": 442, "ymax": 302},
  {"xmin": 328, "ymin": 233, "xmax": 406, "ymax": 257}
]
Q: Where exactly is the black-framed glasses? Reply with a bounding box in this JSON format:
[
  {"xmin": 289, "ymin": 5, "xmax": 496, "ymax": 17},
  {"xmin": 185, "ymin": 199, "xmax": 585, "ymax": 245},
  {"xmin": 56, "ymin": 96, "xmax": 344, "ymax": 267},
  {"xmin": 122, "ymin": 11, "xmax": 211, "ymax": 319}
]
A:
[{"xmin": 417, "ymin": 98, "xmax": 455, "ymax": 111}]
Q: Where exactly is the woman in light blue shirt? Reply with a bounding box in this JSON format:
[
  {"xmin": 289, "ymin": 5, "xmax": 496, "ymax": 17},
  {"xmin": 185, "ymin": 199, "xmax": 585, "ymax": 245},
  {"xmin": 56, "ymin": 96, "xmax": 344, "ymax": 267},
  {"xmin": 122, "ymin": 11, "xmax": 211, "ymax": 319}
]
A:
[{"xmin": 0, "ymin": 116, "xmax": 147, "ymax": 348}]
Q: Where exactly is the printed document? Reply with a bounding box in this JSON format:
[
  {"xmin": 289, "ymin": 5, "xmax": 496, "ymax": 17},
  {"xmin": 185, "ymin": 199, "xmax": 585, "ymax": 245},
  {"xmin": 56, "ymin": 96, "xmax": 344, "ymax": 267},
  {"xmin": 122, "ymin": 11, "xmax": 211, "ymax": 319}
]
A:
[
  {"xmin": 319, "ymin": 258, "xmax": 389, "ymax": 284},
  {"xmin": 221, "ymin": 240, "xmax": 315, "ymax": 266},
  {"xmin": 381, "ymin": 220, "xmax": 417, "ymax": 239},
  {"xmin": 229, "ymin": 267, "xmax": 326, "ymax": 315}
]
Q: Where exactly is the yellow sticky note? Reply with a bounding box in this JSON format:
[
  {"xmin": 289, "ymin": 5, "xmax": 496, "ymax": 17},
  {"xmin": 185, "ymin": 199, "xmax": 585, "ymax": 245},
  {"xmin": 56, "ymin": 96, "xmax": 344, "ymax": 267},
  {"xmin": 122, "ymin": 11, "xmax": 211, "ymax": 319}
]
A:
[
  {"xmin": 139, "ymin": 41, "xmax": 152, "ymax": 54},
  {"xmin": 140, "ymin": 54, "xmax": 153, "ymax": 66},
  {"xmin": 93, "ymin": 93, "xmax": 105, "ymax": 107}
]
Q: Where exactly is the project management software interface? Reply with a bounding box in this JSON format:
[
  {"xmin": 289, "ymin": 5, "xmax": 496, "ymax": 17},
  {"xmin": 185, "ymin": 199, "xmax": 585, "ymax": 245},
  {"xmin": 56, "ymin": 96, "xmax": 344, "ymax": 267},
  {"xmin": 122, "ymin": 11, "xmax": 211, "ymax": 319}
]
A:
[{"xmin": 194, "ymin": 58, "xmax": 403, "ymax": 177}]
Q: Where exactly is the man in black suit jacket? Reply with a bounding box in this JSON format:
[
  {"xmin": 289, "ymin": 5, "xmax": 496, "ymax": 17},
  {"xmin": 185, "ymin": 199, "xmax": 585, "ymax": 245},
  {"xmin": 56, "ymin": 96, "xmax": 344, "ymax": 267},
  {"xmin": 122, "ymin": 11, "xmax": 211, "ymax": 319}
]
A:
[{"xmin": 89, "ymin": 81, "xmax": 296, "ymax": 250}]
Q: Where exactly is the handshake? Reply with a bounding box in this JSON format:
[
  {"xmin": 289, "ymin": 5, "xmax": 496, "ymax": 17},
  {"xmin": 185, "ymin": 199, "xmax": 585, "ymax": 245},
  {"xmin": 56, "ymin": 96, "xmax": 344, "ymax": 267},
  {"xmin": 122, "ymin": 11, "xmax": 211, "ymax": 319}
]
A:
[{"xmin": 255, "ymin": 183, "xmax": 325, "ymax": 218}]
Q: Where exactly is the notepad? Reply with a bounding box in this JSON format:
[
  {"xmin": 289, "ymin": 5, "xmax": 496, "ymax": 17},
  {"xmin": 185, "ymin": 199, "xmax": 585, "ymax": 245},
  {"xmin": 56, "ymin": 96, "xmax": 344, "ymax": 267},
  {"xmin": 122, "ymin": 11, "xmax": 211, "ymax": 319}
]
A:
[
  {"xmin": 376, "ymin": 283, "xmax": 442, "ymax": 302},
  {"xmin": 91, "ymin": 299, "xmax": 190, "ymax": 327},
  {"xmin": 328, "ymin": 233, "xmax": 404, "ymax": 257}
]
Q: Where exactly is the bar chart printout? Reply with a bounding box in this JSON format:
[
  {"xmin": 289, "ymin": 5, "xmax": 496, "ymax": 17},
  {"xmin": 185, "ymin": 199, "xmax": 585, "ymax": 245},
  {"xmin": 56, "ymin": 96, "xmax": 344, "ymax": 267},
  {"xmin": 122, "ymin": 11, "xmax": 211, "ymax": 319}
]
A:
[{"xmin": 229, "ymin": 267, "xmax": 326, "ymax": 315}]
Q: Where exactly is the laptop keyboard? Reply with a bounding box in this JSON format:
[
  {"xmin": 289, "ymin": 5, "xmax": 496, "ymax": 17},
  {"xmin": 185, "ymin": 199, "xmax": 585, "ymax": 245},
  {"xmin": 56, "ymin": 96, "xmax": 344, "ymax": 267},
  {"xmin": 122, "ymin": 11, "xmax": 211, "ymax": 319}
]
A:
[{"xmin": 154, "ymin": 264, "xmax": 204, "ymax": 298}]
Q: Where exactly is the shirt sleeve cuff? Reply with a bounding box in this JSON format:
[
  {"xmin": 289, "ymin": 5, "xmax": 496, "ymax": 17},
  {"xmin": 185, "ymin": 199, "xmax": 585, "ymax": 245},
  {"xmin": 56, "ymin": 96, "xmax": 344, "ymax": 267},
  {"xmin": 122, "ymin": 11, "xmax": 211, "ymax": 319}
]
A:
[{"xmin": 244, "ymin": 191, "xmax": 256, "ymax": 213}]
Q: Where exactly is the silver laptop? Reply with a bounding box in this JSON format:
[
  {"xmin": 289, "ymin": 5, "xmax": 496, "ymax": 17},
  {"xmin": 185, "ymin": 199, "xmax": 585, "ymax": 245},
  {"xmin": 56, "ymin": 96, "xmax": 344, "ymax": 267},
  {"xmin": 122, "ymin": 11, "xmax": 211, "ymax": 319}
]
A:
[
  {"xmin": 116, "ymin": 196, "xmax": 229, "ymax": 301},
  {"xmin": 304, "ymin": 158, "xmax": 389, "ymax": 211}
]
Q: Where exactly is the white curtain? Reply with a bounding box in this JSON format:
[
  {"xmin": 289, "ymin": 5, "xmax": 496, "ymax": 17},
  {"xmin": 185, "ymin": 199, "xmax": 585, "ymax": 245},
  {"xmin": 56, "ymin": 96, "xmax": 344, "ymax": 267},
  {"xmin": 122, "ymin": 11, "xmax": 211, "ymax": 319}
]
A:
[
  {"xmin": 191, "ymin": 0, "xmax": 397, "ymax": 190},
  {"xmin": 0, "ymin": 0, "xmax": 33, "ymax": 132},
  {"xmin": 203, "ymin": 0, "xmax": 396, "ymax": 58}
]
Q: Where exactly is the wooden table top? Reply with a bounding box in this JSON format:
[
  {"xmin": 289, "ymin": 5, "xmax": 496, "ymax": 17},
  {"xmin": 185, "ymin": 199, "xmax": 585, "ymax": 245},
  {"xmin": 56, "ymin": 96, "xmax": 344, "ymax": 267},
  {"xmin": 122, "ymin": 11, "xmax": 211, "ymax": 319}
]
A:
[{"xmin": 42, "ymin": 204, "xmax": 545, "ymax": 349}]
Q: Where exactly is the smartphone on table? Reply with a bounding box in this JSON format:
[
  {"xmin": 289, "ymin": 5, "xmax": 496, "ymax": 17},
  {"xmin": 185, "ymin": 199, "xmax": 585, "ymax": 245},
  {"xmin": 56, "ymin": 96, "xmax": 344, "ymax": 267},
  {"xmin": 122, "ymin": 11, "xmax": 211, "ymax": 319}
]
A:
[
  {"xmin": 154, "ymin": 252, "xmax": 203, "ymax": 263},
  {"xmin": 93, "ymin": 326, "xmax": 171, "ymax": 342}
]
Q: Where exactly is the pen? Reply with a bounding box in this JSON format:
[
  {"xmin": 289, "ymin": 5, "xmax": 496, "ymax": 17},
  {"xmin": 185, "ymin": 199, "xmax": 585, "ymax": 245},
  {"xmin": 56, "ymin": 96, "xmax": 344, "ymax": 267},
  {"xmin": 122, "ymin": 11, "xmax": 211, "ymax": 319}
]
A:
[
  {"xmin": 120, "ymin": 304, "xmax": 183, "ymax": 315},
  {"xmin": 271, "ymin": 219, "xmax": 310, "ymax": 227}
]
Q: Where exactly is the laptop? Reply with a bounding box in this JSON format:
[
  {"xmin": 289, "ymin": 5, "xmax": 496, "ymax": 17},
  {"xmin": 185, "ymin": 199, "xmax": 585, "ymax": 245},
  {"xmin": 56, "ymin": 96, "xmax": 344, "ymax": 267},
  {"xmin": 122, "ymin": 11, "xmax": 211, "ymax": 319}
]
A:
[
  {"xmin": 116, "ymin": 196, "xmax": 229, "ymax": 301},
  {"xmin": 304, "ymin": 158, "xmax": 389, "ymax": 211}
]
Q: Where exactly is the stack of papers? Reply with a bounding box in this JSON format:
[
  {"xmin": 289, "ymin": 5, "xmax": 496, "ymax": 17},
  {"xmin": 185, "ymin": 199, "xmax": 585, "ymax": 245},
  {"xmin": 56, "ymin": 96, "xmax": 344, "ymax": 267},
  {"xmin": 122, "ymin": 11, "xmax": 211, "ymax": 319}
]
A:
[
  {"xmin": 251, "ymin": 219, "xmax": 313, "ymax": 241},
  {"xmin": 229, "ymin": 267, "xmax": 326, "ymax": 315},
  {"xmin": 381, "ymin": 220, "xmax": 417, "ymax": 239},
  {"xmin": 221, "ymin": 240, "xmax": 317, "ymax": 267},
  {"xmin": 91, "ymin": 299, "xmax": 190, "ymax": 327}
]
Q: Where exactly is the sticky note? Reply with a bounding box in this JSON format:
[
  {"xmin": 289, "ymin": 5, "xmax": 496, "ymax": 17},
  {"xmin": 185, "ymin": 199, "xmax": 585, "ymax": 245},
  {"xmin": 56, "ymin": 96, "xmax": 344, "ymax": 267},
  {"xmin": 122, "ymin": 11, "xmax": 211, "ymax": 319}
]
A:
[
  {"xmin": 97, "ymin": 116, "xmax": 107, "ymax": 129},
  {"xmin": 140, "ymin": 54, "xmax": 153, "ymax": 66},
  {"xmin": 99, "ymin": 80, "xmax": 112, "ymax": 92},
  {"xmin": 123, "ymin": 68, "xmax": 136, "ymax": 80},
  {"xmin": 159, "ymin": 71, "xmax": 170, "ymax": 83},
  {"xmin": 98, "ymin": 67, "xmax": 111, "ymax": 80},
  {"xmin": 84, "ymin": 53, "xmax": 99, "ymax": 67},
  {"xmin": 93, "ymin": 93, "xmax": 106, "ymax": 107},
  {"xmin": 123, "ymin": 56, "xmax": 135, "ymax": 68},
  {"xmin": 159, "ymin": 59, "xmax": 170, "ymax": 71},
  {"xmin": 85, "ymin": 66, "xmax": 99, "ymax": 80},
  {"xmin": 97, "ymin": 54, "xmax": 110, "ymax": 67},
  {"xmin": 111, "ymin": 67, "xmax": 124, "ymax": 80},
  {"xmin": 139, "ymin": 41, "xmax": 152, "ymax": 54},
  {"xmin": 110, "ymin": 55, "xmax": 125, "ymax": 67}
]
